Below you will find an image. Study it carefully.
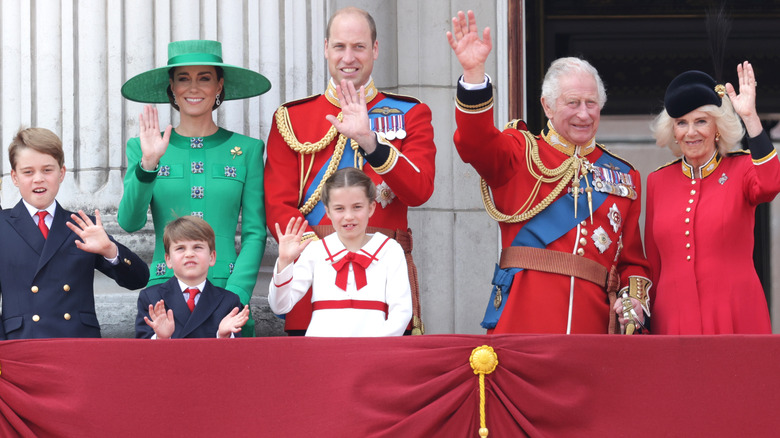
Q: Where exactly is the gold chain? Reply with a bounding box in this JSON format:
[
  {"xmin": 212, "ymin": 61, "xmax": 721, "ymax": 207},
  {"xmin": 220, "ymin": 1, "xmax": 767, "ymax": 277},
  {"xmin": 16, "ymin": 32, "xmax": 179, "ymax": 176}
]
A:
[{"xmin": 480, "ymin": 131, "xmax": 579, "ymax": 223}]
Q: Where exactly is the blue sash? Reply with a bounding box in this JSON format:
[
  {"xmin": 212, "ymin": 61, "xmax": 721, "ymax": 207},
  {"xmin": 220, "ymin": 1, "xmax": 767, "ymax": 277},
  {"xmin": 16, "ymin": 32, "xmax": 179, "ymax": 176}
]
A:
[
  {"xmin": 481, "ymin": 149, "xmax": 629, "ymax": 328},
  {"xmin": 302, "ymin": 96, "xmax": 418, "ymax": 224}
]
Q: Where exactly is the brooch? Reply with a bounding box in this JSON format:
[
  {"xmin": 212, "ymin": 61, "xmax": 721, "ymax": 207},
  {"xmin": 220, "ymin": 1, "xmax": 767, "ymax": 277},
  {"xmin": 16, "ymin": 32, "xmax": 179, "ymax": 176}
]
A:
[
  {"xmin": 231, "ymin": 146, "xmax": 242, "ymax": 159},
  {"xmin": 719, "ymin": 173, "xmax": 728, "ymax": 185},
  {"xmin": 375, "ymin": 181, "xmax": 396, "ymax": 208},
  {"xmin": 608, "ymin": 203, "xmax": 622, "ymax": 234},
  {"xmin": 591, "ymin": 226, "xmax": 612, "ymax": 254}
]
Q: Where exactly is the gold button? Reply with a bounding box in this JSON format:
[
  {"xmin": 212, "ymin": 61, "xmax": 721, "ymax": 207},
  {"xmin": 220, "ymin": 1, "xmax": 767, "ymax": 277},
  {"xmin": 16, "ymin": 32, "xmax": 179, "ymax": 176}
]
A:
[
  {"xmin": 31, "ymin": 286, "xmax": 39, "ymax": 293},
  {"xmin": 64, "ymin": 313, "xmax": 71, "ymax": 320},
  {"xmin": 577, "ymin": 248, "xmax": 585, "ymax": 256},
  {"xmin": 579, "ymin": 237, "xmax": 587, "ymax": 246},
  {"xmin": 581, "ymin": 229, "xmax": 588, "ymax": 236},
  {"xmin": 690, "ymin": 189, "xmax": 696, "ymax": 195},
  {"xmin": 684, "ymin": 218, "xmax": 690, "ymax": 224},
  {"xmin": 686, "ymin": 207, "xmax": 691, "ymax": 212},
  {"xmin": 689, "ymin": 199, "xmax": 694, "ymax": 204},
  {"xmin": 685, "ymin": 230, "xmax": 690, "ymax": 236},
  {"xmin": 686, "ymin": 243, "xmax": 691, "ymax": 248},
  {"xmin": 124, "ymin": 258, "xmax": 132, "ymax": 265},
  {"xmin": 32, "ymin": 315, "xmax": 40, "ymax": 322},
  {"xmin": 63, "ymin": 284, "xmax": 70, "ymax": 292},
  {"xmin": 687, "ymin": 255, "xmax": 691, "ymax": 261}
]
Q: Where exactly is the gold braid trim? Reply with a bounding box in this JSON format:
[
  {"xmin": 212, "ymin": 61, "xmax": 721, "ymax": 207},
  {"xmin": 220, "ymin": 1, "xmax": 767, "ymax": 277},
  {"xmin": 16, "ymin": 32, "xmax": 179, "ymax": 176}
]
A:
[
  {"xmin": 275, "ymin": 106, "xmax": 343, "ymax": 154},
  {"xmin": 275, "ymin": 105, "xmax": 350, "ymax": 215},
  {"xmin": 297, "ymin": 134, "xmax": 348, "ymax": 215},
  {"xmin": 480, "ymin": 131, "xmax": 580, "ymax": 223}
]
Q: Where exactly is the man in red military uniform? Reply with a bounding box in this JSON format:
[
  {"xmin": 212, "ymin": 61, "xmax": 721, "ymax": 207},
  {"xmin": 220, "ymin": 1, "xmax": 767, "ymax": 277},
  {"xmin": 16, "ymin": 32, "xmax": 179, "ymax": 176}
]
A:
[
  {"xmin": 265, "ymin": 7, "xmax": 436, "ymax": 335},
  {"xmin": 447, "ymin": 10, "xmax": 650, "ymax": 334}
]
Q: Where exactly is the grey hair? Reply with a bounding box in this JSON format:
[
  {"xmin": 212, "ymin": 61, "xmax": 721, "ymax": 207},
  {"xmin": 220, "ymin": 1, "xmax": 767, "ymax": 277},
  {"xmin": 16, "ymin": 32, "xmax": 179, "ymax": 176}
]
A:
[
  {"xmin": 541, "ymin": 57, "xmax": 607, "ymax": 109},
  {"xmin": 651, "ymin": 95, "xmax": 744, "ymax": 156}
]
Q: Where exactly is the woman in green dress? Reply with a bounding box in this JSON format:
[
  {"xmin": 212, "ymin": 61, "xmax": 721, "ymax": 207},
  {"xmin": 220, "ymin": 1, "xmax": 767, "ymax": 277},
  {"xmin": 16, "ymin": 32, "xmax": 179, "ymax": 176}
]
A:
[{"xmin": 119, "ymin": 40, "xmax": 270, "ymax": 336}]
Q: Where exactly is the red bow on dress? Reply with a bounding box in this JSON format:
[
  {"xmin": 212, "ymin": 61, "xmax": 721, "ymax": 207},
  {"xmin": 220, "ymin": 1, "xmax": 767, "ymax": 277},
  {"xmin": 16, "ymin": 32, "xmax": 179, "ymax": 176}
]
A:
[{"xmin": 331, "ymin": 252, "xmax": 373, "ymax": 291}]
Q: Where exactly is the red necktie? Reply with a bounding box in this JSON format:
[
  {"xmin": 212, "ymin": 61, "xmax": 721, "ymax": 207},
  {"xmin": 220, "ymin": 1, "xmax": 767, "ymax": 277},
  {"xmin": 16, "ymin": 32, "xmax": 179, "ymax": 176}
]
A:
[
  {"xmin": 36, "ymin": 211, "xmax": 49, "ymax": 239},
  {"xmin": 331, "ymin": 252, "xmax": 373, "ymax": 291},
  {"xmin": 185, "ymin": 288, "xmax": 200, "ymax": 312}
]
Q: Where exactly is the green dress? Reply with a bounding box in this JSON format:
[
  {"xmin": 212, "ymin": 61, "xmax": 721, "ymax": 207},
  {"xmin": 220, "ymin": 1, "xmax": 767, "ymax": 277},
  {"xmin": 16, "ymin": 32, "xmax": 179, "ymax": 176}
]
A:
[{"xmin": 119, "ymin": 128, "xmax": 266, "ymax": 336}]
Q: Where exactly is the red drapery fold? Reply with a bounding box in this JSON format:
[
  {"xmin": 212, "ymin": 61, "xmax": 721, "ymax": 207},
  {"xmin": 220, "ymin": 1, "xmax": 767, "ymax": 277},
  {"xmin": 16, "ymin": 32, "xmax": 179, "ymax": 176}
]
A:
[{"xmin": 0, "ymin": 334, "xmax": 778, "ymax": 437}]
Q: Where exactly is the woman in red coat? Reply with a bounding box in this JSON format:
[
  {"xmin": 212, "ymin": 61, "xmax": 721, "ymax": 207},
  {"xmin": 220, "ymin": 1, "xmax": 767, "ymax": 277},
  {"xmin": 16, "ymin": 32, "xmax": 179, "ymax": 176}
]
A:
[{"xmin": 644, "ymin": 62, "xmax": 780, "ymax": 334}]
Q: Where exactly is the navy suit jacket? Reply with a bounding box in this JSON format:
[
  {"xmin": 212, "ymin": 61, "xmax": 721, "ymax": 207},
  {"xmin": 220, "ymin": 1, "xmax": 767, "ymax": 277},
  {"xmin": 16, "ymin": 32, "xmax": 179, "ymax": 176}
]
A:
[
  {"xmin": 135, "ymin": 277, "xmax": 243, "ymax": 338},
  {"xmin": 0, "ymin": 200, "xmax": 150, "ymax": 339}
]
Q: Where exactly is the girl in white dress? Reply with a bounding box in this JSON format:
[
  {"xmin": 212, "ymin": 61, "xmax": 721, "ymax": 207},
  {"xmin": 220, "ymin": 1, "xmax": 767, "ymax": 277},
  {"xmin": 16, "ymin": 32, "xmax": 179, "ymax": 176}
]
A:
[{"xmin": 268, "ymin": 168, "xmax": 412, "ymax": 337}]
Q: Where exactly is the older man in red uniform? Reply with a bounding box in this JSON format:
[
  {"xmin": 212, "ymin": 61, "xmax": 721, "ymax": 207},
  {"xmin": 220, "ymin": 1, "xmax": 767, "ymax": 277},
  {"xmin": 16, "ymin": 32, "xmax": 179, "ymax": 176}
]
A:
[
  {"xmin": 265, "ymin": 7, "xmax": 435, "ymax": 335},
  {"xmin": 447, "ymin": 11, "xmax": 650, "ymax": 334}
]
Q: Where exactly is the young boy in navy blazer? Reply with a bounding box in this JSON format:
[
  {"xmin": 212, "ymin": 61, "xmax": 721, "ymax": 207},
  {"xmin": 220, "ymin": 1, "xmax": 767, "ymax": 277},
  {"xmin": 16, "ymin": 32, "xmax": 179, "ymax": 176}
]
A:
[
  {"xmin": 0, "ymin": 127, "xmax": 149, "ymax": 339},
  {"xmin": 135, "ymin": 216, "xmax": 250, "ymax": 338}
]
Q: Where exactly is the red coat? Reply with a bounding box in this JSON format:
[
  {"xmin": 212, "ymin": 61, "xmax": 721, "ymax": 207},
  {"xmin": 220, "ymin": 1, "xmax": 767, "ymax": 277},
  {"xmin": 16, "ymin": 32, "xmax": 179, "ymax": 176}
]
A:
[
  {"xmin": 454, "ymin": 84, "xmax": 650, "ymax": 334},
  {"xmin": 265, "ymin": 82, "xmax": 436, "ymax": 331},
  {"xmin": 646, "ymin": 134, "xmax": 780, "ymax": 334}
]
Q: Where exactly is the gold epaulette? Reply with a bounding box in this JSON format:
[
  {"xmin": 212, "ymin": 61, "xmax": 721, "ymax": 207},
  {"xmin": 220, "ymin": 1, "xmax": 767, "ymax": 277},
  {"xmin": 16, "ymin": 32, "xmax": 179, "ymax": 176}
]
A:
[
  {"xmin": 596, "ymin": 144, "xmax": 639, "ymax": 171},
  {"xmin": 727, "ymin": 149, "xmax": 750, "ymax": 157},
  {"xmin": 278, "ymin": 94, "xmax": 320, "ymax": 109},
  {"xmin": 654, "ymin": 158, "xmax": 682, "ymax": 172},
  {"xmin": 503, "ymin": 119, "xmax": 529, "ymax": 131},
  {"xmin": 380, "ymin": 91, "xmax": 422, "ymax": 104}
]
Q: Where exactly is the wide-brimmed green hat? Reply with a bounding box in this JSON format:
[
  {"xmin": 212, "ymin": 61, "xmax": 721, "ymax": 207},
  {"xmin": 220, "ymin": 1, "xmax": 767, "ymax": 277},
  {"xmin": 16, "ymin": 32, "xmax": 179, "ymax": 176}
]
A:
[{"xmin": 121, "ymin": 39, "xmax": 271, "ymax": 103}]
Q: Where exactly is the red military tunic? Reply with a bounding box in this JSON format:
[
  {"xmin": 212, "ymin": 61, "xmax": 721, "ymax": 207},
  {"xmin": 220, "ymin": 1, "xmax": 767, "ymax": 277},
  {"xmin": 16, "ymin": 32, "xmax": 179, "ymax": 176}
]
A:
[
  {"xmin": 646, "ymin": 132, "xmax": 780, "ymax": 334},
  {"xmin": 265, "ymin": 79, "xmax": 436, "ymax": 332},
  {"xmin": 453, "ymin": 80, "xmax": 650, "ymax": 334}
]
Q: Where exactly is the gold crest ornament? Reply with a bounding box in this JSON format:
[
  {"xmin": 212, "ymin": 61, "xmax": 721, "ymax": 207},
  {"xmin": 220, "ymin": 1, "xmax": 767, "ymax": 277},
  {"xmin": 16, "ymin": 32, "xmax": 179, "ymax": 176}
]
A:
[{"xmin": 469, "ymin": 345, "xmax": 499, "ymax": 438}]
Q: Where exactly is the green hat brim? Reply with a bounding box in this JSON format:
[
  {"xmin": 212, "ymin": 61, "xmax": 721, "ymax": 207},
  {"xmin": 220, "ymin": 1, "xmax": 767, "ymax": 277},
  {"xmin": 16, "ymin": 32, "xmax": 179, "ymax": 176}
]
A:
[{"xmin": 121, "ymin": 62, "xmax": 271, "ymax": 103}]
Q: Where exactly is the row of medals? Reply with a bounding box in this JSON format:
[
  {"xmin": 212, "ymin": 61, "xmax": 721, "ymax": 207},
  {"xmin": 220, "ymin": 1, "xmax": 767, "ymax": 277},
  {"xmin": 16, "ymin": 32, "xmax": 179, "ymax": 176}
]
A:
[{"xmin": 371, "ymin": 114, "xmax": 407, "ymax": 140}]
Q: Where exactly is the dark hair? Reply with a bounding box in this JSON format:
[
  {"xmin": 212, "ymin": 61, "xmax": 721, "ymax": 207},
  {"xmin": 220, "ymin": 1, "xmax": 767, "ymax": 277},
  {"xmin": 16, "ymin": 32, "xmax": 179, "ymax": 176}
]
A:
[
  {"xmin": 8, "ymin": 127, "xmax": 65, "ymax": 169},
  {"xmin": 322, "ymin": 167, "xmax": 377, "ymax": 207},
  {"xmin": 163, "ymin": 216, "xmax": 216, "ymax": 254},
  {"xmin": 326, "ymin": 7, "xmax": 377, "ymax": 44},
  {"xmin": 166, "ymin": 65, "xmax": 225, "ymax": 111}
]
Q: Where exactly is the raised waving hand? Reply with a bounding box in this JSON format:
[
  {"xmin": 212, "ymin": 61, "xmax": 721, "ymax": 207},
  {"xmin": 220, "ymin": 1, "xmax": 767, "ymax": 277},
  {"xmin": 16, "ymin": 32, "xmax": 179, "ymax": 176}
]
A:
[{"xmin": 446, "ymin": 10, "xmax": 492, "ymax": 83}]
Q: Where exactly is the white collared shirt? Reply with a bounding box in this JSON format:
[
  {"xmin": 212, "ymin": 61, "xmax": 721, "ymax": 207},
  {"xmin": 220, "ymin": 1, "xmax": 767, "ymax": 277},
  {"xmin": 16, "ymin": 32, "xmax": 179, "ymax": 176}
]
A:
[{"xmin": 177, "ymin": 279, "xmax": 207, "ymax": 307}]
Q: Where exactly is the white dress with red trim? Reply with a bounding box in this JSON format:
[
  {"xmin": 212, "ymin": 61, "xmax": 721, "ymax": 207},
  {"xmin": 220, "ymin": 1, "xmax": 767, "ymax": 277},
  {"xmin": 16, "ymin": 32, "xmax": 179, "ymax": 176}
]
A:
[{"xmin": 268, "ymin": 232, "xmax": 412, "ymax": 337}]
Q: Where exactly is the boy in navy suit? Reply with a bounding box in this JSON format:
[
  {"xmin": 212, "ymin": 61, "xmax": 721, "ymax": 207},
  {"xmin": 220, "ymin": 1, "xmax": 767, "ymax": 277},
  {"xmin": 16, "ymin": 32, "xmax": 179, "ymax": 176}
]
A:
[
  {"xmin": 0, "ymin": 127, "xmax": 149, "ymax": 339},
  {"xmin": 135, "ymin": 216, "xmax": 250, "ymax": 338}
]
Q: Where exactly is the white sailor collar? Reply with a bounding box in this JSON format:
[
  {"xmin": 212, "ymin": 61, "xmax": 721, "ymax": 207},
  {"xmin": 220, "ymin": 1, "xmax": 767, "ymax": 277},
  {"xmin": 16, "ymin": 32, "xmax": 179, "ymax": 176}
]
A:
[{"xmin": 322, "ymin": 232, "xmax": 390, "ymax": 262}]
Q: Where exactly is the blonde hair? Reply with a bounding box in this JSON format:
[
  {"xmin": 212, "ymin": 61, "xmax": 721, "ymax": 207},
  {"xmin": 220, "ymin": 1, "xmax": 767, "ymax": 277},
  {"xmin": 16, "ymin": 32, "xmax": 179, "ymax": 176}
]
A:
[{"xmin": 651, "ymin": 96, "xmax": 744, "ymax": 156}]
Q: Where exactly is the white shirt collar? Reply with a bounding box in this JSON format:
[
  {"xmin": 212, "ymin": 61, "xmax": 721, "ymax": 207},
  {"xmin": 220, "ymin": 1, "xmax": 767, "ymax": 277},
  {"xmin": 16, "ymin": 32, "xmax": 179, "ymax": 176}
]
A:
[
  {"xmin": 178, "ymin": 279, "xmax": 207, "ymax": 294},
  {"xmin": 22, "ymin": 199, "xmax": 56, "ymax": 221}
]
